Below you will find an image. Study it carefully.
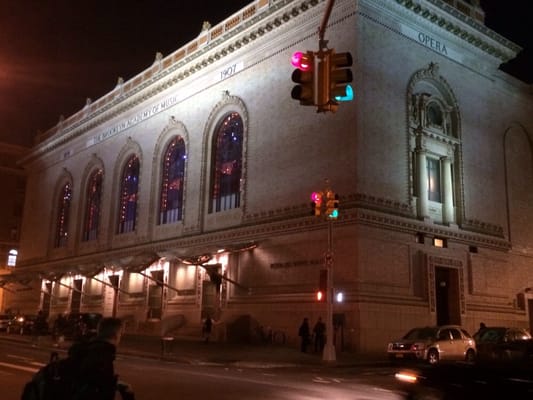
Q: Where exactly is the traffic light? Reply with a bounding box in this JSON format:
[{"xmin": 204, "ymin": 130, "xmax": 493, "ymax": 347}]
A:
[
  {"xmin": 310, "ymin": 191, "xmax": 323, "ymax": 216},
  {"xmin": 316, "ymin": 269, "xmax": 328, "ymax": 301},
  {"xmin": 291, "ymin": 51, "xmax": 315, "ymax": 106},
  {"xmin": 329, "ymin": 51, "xmax": 353, "ymax": 103},
  {"xmin": 325, "ymin": 191, "xmax": 339, "ymax": 219}
]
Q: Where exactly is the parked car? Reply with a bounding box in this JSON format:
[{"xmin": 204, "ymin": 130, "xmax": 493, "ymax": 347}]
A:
[
  {"xmin": 0, "ymin": 314, "xmax": 11, "ymax": 331},
  {"xmin": 7, "ymin": 314, "xmax": 38, "ymax": 335},
  {"xmin": 387, "ymin": 325, "xmax": 476, "ymax": 364},
  {"xmin": 55, "ymin": 312, "xmax": 102, "ymax": 340},
  {"xmin": 475, "ymin": 326, "xmax": 532, "ymax": 361}
]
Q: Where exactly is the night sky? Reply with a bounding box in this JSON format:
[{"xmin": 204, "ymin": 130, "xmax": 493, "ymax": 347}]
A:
[{"xmin": 0, "ymin": 0, "xmax": 531, "ymax": 148}]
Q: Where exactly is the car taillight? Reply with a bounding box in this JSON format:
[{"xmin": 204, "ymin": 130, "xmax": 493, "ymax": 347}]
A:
[{"xmin": 411, "ymin": 343, "xmax": 425, "ymax": 351}]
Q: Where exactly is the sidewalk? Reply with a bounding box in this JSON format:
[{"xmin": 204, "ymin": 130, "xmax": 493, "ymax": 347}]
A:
[{"xmin": 0, "ymin": 333, "xmax": 389, "ymax": 369}]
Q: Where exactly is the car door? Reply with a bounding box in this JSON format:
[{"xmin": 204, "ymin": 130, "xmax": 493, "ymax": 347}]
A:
[
  {"xmin": 448, "ymin": 327, "xmax": 466, "ymax": 360},
  {"xmin": 436, "ymin": 328, "xmax": 455, "ymax": 360}
]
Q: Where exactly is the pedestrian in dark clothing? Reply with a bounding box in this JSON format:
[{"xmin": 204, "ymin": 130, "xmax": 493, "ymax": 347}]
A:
[
  {"xmin": 203, "ymin": 316, "xmax": 213, "ymax": 343},
  {"xmin": 298, "ymin": 318, "xmax": 310, "ymax": 353},
  {"xmin": 52, "ymin": 313, "xmax": 67, "ymax": 345},
  {"xmin": 32, "ymin": 310, "xmax": 48, "ymax": 346},
  {"xmin": 473, "ymin": 322, "xmax": 488, "ymax": 341},
  {"xmin": 313, "ymin": 317, "xmax": 326, "ymax": 353},
  {"xmin": 73, "ymin": 317, "xmax": 134, "ymax": 400}
]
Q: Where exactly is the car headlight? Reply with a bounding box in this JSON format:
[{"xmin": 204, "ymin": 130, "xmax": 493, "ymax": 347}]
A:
[{"xmin": 395, "ymin": 370, "xmax": 419, "ymax": 383}]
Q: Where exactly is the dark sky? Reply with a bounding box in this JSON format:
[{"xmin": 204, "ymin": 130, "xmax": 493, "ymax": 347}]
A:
[{"xmin": 0, "ymin": 0, "xmax": 531, "ymax": 148}]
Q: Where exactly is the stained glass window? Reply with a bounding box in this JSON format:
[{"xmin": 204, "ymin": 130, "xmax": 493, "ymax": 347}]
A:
[
  {"xmin": 83, "ymin": 169, "xmax": 103, "ymax": 241},
  {"xmin": 118, "ymin": 155, "xmax": 139, "ymax": 233},
  {"xmin": 159, "ymin": 137, "xmax": 186, "ymax": 224},
  {"xmin": 55, "ymin": 182, "xmax": 72, "ymax": 247},
  {"xmin": 210, "ymin": 112, "xmax": 243, "ymax": 213}
]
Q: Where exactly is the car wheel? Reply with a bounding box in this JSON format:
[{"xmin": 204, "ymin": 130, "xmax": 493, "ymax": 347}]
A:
[
  {"xmin": 465, "ymin": 349, "xmax": 475, "ymax": 362},
  {"xmin": 427, "ymin": 349, "xmax": 439, "ymax": 365}
]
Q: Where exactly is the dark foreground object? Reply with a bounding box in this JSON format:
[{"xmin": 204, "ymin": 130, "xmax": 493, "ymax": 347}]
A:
[{"xmin": 395, "ymin": 360, "xmax": 533, "ymax": 399}]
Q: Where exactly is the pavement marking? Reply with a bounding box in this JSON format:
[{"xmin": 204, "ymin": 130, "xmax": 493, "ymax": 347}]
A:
[
  {"xmin": 6, "ymin": 354, "xmax": 33, "ymax": 361},
  {"xmin": 312, "ymin": 376, "xmax": 334, "ymax": 384},
  {"xmin": 29, "ymin": 361, "xmax": 47, "ymax": 367},
  {"xmin": 5, "ymin": 353, "xmax": 46, "ymax": 367},
  {"xmin": 0, "ymin": 361, "xmax": 39, "ymax": 373}
]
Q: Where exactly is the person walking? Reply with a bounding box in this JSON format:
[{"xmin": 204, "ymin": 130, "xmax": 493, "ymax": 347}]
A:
[
  {"xmin": 32, "ymin": 310, "xmax": 48, "ymax": 346},
  {"xmin": 298, "ymin": 317, "xmax": 310, "ymax": 353},
  {"xmin": 73, "ymin": 317, "xmax": 134, "ymax": 400},
  {"xmin": 313, "ymin": 317, "xmax": 326, "ymax": 353}
]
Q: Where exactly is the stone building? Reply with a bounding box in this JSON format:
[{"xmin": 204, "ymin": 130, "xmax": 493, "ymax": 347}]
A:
[
  {"xmin": 4, "ymin": 0, "xmax": 533, "ymax": 353},
  {"xmin": 0, "ymin": 142, "xmax": 27, "ymax": 312}
]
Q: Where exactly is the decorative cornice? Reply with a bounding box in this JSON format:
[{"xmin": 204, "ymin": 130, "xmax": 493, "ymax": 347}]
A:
[
  {"xmin": 21, "ymin": 0, "xmax": 321, "ymax": 165},
  {"xmin": 394, "ymin": 0, "xmax": 520, "ymax": 62},
  {"xmin": 16, "ymin": 196, "xmax": 510, "ymax": 271}
]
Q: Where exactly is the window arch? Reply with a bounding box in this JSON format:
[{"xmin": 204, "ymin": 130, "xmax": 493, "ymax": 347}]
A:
[
  {"xmin": 55, "ymin": 182, "xmax": 72, "ymax": 247},
  {"xmin": 407, "ymin": 63, "xmax": 462, "ymax": 225},
  {"xmin": 82, "ymin": 169, "xmax": 103, "ymax": 241},
  {"xmin": 159, "ymin": 136, "xmax": 186, "ymax": 224},
  {"xmin": 209, "ymin": 112, "xmax": 243, "ymax": 213},
  {"xmin": 118, "ymin": 155, "xmax": 140, "ymax": 233}
]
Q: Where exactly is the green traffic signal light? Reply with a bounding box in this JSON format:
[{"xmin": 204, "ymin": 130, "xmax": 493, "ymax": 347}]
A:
[{"xmin": 329, "ymin": 51, "xmax": 353, "ymax": 103}]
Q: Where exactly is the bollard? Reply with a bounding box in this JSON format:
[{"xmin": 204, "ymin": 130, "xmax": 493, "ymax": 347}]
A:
[{"xmin": 161, "ymin": 336, "xmax": 175, "ymax": 356}]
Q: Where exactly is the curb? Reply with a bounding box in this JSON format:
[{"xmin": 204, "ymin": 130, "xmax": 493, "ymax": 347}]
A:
[{"xmin": 0, "ymin": 333, "xmax": 390, "ymax": 369}]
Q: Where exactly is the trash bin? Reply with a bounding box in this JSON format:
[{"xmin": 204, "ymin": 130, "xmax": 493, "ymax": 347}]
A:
[{"xmin": 161, "ymin": 336, "xmax": 174, "ymax": 356}]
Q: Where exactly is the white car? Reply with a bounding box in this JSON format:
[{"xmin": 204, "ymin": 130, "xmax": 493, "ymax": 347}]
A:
[{"xmin": 388, "ymin": 325, "xmax": 476, "ymax": 364}]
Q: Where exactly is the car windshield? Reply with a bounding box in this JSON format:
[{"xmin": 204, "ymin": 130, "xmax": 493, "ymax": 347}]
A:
[{"xmin": 403, "ymin": 327, "xmax": 438, "ymax": 340}]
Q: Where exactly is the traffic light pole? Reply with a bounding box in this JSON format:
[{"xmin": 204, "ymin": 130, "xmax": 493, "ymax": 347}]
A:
[
  {"xmin": 318, "ymin": 0, "xmax": 335, "ymax": 49},
  {"xmin": 323, "ymin": 217, "xmax": 336, "ymax": 362},
  {"xmin": 321, "ymin": 178, "xmax": 336, "ymax": 362}
]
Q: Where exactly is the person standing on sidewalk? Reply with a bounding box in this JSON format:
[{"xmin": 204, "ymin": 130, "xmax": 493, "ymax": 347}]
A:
[
  {"xmin": 313, "ymin": 317, "xmax": 326, "ymax": 353},
  {"xmin": 202, "ymin": 315, "xmax": 213, "ymax": 343},
  {"xmin": 298, "ymin": 318, "xmax": 310, "ymax": 353}
]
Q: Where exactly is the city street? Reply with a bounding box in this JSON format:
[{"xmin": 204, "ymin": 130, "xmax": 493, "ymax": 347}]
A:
[{"xmin": 0, "ymin": 338, "xmax": 404, "ymax": 400}]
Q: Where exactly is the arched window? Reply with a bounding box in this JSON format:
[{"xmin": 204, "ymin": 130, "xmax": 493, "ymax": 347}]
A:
[
  {"xmin": 83, "ymin": 169, "xmax": 103, "ymax": 241},
  {"xmin": 210, "ymin": 112, "xmax": 243, "ymax": 213},
  {"xmin": 118, "ymin": 155, "xmax": 139, "ymax": 234},
  {"xmin": 159, "ymin": 137, "xmax": 186, "ymax": 224},
  {"xmin": 408, "ymin": 64, "xmax": 461, "ymax": 225},
  {"xmin": 55, "ymin": 182, "xmax": 72, "ymax": 247}
]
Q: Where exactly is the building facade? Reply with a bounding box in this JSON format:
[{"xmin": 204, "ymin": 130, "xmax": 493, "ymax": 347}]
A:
[
  {"xmin": 4, "ymin": 0, "xmax": 533, "ymax": 353},
  {"xmin": 0, "ymin": 142, "xmax": 27, "ymax": 312}
]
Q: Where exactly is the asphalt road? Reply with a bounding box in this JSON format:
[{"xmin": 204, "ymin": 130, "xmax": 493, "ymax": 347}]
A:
[{"xmin": 0, "ymin": 339, "xmax": 404, "ymax": 400}]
